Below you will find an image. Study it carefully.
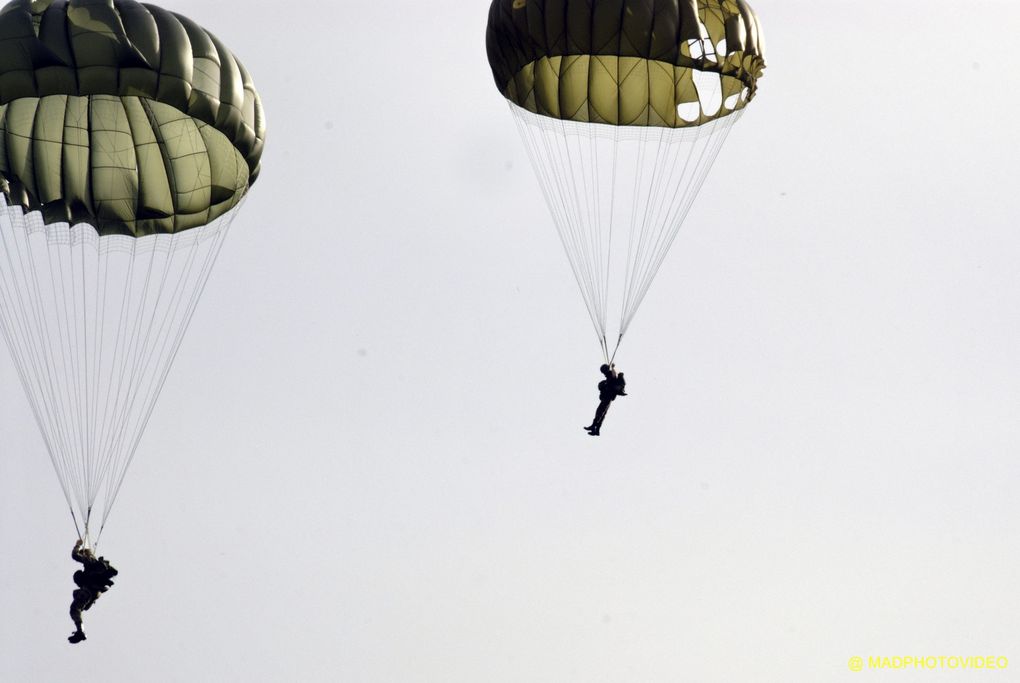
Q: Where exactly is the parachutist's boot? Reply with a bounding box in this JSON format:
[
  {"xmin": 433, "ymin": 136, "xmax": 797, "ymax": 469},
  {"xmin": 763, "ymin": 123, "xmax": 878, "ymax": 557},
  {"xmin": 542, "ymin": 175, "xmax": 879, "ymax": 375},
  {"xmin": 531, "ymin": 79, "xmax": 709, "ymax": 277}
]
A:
[{"xmin": 68, "ymin": 630, "xmax": 86, "ymax": 644}]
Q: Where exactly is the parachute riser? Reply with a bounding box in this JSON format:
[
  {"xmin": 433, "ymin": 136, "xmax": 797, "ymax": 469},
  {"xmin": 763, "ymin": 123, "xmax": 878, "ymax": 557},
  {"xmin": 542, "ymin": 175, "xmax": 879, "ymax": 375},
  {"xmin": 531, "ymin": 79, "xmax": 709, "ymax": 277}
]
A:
[
  {"xmin": 609, "ymin": 334, "xmax": 623, "ymax": 365},
  {"xmin": 598, "ymin": 333, "xmax": 624, "ymax": 366},
  {"xmin": 75, "ymin": 505, "xmax": 100, "ymax": 552}
]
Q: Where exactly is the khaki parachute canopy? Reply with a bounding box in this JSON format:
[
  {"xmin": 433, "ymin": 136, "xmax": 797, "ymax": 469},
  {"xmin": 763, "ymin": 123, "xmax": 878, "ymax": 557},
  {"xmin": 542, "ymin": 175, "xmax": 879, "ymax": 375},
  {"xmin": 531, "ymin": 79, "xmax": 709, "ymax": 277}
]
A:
[
  {"xmin": 0, "ymin": 0, "xmax": 265, "ymax": 236},
  {"xmin": 486, "ymin": 0, "xmax": 765, "ymax": 127}
]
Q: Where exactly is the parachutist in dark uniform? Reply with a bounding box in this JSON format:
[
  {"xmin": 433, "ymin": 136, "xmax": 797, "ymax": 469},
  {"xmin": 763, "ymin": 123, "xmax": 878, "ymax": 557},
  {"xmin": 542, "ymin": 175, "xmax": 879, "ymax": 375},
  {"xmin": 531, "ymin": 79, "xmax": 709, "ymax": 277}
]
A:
[
  {"xmin": 68, "ymin": 539, "xmax": 118, "ymax": 644},
  {"xmin": 585, "ymin": 364, "xmax": 627, "ymax": 436}
]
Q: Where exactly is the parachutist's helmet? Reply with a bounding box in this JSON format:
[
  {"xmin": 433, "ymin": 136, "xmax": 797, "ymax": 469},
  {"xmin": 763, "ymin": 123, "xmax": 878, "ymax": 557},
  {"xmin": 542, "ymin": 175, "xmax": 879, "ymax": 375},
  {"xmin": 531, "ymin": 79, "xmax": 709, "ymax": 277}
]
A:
[{"xmin": 600, "ymin": 364, "xmax": 611, "ymax": 374}]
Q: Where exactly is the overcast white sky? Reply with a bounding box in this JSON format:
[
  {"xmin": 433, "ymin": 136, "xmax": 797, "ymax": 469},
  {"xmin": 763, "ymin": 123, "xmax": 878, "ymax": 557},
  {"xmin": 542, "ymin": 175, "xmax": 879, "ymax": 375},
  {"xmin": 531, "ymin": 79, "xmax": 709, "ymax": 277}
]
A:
[{"xmin": 2, "ymin": 1, "xmax": 1020, "ymax": 681}]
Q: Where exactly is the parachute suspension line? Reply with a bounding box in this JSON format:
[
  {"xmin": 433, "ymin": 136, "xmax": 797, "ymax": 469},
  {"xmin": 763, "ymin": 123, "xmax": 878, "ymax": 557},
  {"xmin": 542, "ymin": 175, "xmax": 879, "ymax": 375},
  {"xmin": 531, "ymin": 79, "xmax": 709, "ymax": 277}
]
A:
[
  {"xmin": 608, "ymin": 109, "xmax": 736, "ymax": 348},
  {"xmin": 513, "ymin": 110, "xmax": 592, "ymax": 332},
  {"xmin": 53, "ymin": 227, "xmax": 90, "ymax": 515},
  {"xmin": 617, "ymin": 72, "xmax": 739, "ymax": 339},
  {"xmin": 653, "ymin": 118, "xmax": 736, "ymax": 302},
  {"xmin": 85, "ymin": 234, "xmax": 143, "ymax": 533},
  {"xmin": 98, "ymin": 212, "xmax": 236, "ymax": 539},
  {"xmin": 510, "ymin": 99, "xmax": 742, "ymax": 356},
  {"xmin": 603, "ymin": 124, "xmax": 620, "ymax": 343},
  {"xmin": 618, "ymin": 122, "xmax": 670, "ymax": 348},
  {"xmin": 101, "ymin": 212, "xmax": 237, "ymax": 538},
  {"xmin": 18, "ymin": 211, "xmax": 88, "ymax": 515},
  {"xmin": 609, "ymin": 333, "xmax": 624, "ymax": 365},
  {"xmin": 628, "ymin": 122, "xmax": 689, "ymax": 325},
  {"xmin": 86, "ymin": 243, "xmax": 120, "ymax": 527},
  {"xmin": 75, "ymin": 217, "xmax": 92, "ymax": 526},
  {"xmin": 511, "ymin": 104, "xmax": 605, "ymax": 341},
  {"xmin": 0, "ymin": 214, "xmax": 69, "ymax": 507},
  {"xmin": 553, "ymin": 115, "xmax": 605, "ymax": 338},
  {"xmin": 0, "ymin": 209, "xmax": 77, "ymax": 512},
  {"xmin": 589, "ymin": 116, "xmax": 607, "ymax": 336},
  {"xmin": 94, "ymin": 231, "xmax": 146, "ymax": 524},
  {"xmin": 95, "ymin": 226, "xmax": 184, "ymax": 520},
  {"xmin": 86, "ymin": 229, "xmax": 113, "ymax": 532},
  {"xmin": 618, "ymin": 110, "xmax": 741, "ymax": 338},
  {"xmin": 59, "ymin": 221, "xmax": 84, "ymax": 513},
  {"xmin": 620, "ymin": 111, "xmax": 740, "ymax": 337},
  {"xmin": 0, "ymin": 196, "xmax": 240, "ymax": 539},
  {"xmin": 67, "ymin": 226, "xmax": 98, "ymax": 525},
  {"xmin": 26, "ymin": 220, "xmax": 81, "ymax": 512},
  {"xmin": 618, "ymin": 123, "xmax": 693, "ymax": 337},
  {"xmin": 70, "ymin": 506, "xmax": 82, "ymax": 541},
  {"xmin": 588, "ymin": 123, "xmax": 610, "ymax": 365},
  {"xmin": 599, "ymin": 335, "xmax": 610, "ymax": 365},
  {"xmin": 512, "ymin": 103, "xmax": 628, "ymax": 344}
]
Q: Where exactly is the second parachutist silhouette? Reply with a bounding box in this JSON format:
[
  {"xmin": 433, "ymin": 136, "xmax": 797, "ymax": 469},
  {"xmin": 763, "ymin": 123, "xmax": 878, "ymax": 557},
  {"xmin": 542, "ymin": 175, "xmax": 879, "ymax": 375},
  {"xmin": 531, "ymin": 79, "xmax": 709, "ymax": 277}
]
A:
[
  {"xmin": 585, "ymin": 364, "xmax": 627, "ymax": 436},
  {"xmin": 68, "ymin": 539, "xmax": 118, "ymax": 644}
]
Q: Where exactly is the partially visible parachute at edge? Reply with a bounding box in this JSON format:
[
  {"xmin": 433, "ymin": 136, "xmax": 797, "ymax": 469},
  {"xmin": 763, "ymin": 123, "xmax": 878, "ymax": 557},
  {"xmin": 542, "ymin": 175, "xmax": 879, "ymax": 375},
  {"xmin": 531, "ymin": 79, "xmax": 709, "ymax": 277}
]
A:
[
  {"xmin": 486, "ymin": 0, "xmax": 765, "ymax": 362},
  {"xmin": 0, "ymin": 0, "xmax": 264, "ymax": 547}
]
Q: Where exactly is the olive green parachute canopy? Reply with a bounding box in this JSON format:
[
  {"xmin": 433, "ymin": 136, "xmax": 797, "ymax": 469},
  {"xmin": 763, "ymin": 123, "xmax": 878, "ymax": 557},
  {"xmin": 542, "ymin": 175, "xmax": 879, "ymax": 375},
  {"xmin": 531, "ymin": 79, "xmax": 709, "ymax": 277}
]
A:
[
  {"xmin": 487, "ymin": 0, "xmax": 768, "ymax": 363},
  {"xmin": 0, "ymin": 0, "xmax": 265, "ymax": 236},
  {"xmin": 486, "ymin": 0, "xmax": 765, "ymax": 127}
]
